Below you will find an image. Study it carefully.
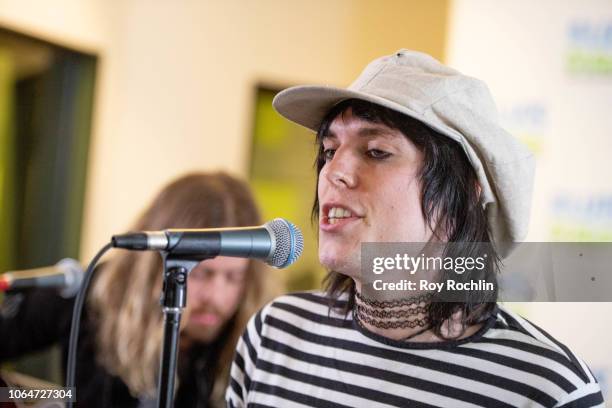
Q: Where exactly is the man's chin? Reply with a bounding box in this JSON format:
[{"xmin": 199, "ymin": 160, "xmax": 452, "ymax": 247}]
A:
[
  {"xmin": 319, "ymin": 253, "xmax": 360, "ymax": 278},
  {"xmin": 183, "ymin": 326, "xmax": 220, "ymax": 344}
]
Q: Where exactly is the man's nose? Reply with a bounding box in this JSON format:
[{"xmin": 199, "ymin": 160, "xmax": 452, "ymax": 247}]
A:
[
  {"xmin": 190, "ymin": 276, "xmax": 219, "ymax": 303},
  {"xmin": 324, "ymin": 149, "xmax": 359, "ymax": 189}
]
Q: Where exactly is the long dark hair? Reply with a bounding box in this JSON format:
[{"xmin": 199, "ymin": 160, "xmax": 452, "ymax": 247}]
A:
[{"xmin": 312, "ymin": 99, "xmax": 500, "ymax": 339}]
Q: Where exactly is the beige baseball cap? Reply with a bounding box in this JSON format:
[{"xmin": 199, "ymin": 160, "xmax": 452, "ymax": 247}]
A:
[{"xmin": 272, "ymin": 49, "xmax": 535, "ymax": 258}]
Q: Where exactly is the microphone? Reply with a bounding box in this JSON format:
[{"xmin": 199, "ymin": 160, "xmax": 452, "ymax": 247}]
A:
[
  {"xmin": 111, "ymin": 218, "xmax": 303, "ymax": 268},
  {"xmin": 0, "ymin": 258, "xmax": 84, "ymax": 298}
]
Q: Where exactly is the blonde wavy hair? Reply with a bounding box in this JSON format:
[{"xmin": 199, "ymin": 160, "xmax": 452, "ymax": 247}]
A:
[{"xmin": 89, "ymin": 172, "xmax": 277, "ymax": 405}]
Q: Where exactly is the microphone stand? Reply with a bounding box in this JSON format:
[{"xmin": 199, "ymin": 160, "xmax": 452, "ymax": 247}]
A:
[{"xmin": 156, "ymin": 254, "xmax": 201, "ymax": 408}]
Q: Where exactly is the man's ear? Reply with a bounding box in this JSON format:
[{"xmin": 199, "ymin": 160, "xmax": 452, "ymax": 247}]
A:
[{"xmin": 475, "ymin": 182, "xmax": 482, "ymax": 199}]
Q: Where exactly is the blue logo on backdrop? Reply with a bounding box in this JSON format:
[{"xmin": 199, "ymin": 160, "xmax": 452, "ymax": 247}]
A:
[
  {"xmin": 566, "ymin": 20, "xmax": 612, "ymax": 75},
  {"xmin": 500, "ymin": 102, "xmax": 548, "ymax": 155},
  {"xmin": 550, "ymin": 193, "xmax": 612, "ymax": 240}
]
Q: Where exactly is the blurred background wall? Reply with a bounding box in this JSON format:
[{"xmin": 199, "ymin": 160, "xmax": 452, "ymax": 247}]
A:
[
  {"xmin": 447, "ymin": 0, "xmax": 612, "ymax": 398},
  {"xmin": 0, "ymin": 0, "xmax": 448, "ymax": 262},
  {"xmin": 0, "ymin": 0, "xmax": 610, "ymax": 400}
]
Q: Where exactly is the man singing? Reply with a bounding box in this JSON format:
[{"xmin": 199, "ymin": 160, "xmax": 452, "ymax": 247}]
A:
[{"xmin": 226, "ymin": 50, "xmax": 604, "ymax": 407}]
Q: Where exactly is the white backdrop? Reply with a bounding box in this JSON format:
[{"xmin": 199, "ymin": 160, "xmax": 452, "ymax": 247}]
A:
[{"xmin": 447, "ymin": 0, "xmax": 612, "ymax": 401}]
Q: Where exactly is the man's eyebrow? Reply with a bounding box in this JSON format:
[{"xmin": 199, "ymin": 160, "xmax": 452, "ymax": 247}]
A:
[
  {"xmin": 356, "ymin": 126, "xmax": 396, "ymax": 138},
  {"xmin": 321, "ymin": 125, "xmax": 396, "ymax": 140}
]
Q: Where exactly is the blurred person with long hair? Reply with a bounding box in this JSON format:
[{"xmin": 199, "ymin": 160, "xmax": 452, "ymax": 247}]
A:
[{"xmin": 0, "ymin": 172, "xmax": 276, "ymax": 407}]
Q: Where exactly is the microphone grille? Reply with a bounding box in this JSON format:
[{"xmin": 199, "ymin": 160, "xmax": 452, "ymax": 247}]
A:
[
  {"xmin": 57, "ymin": 258, "xmax": 84, "ymax": 298},
  {"xmin": 266, "ymin": 218, "xmax": 304, "ymax": 268}
]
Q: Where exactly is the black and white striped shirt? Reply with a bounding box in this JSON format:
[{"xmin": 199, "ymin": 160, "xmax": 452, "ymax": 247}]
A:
[{"xmin": 226, "ymin": 291, "xmax": 604, "ymax": 407}]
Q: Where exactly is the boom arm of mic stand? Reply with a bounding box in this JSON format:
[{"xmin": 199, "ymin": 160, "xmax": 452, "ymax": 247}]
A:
[{"xmin": 156, "ymin": 254, "xmax": 201, "ymax": 408}]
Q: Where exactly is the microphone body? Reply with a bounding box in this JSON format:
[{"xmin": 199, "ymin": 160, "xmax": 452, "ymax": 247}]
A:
[
  {"xmin": 111, "ymin": 218, "xmax": 303, "ymax": 268},
  {"xmin": 0, "ymin": 258, "xmax": 84, "ymax": 298}
]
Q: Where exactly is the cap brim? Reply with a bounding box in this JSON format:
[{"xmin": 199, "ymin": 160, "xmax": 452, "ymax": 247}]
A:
[{"xmin": 272, "ymin": 85, "xmax": 435, "ymax": 136}]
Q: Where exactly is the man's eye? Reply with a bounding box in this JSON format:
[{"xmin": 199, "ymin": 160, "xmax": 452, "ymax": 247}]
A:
[
  {"xmin": 323, "ymin": 148, "xmax": 336, "ymax": 161},
  {"xmin": 191, "ymin": 268, "xmax": 211, "ymax": 280},
  {"xmin": 367, "ymin": 149, "xmax": 391, "ymax": 159},
  {"xmin": 225, "ymin": 271, "xmax": 245, "ymax": 285}
]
